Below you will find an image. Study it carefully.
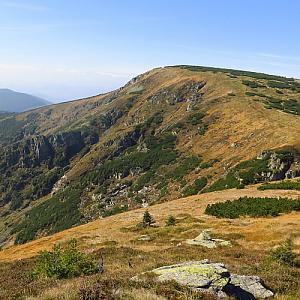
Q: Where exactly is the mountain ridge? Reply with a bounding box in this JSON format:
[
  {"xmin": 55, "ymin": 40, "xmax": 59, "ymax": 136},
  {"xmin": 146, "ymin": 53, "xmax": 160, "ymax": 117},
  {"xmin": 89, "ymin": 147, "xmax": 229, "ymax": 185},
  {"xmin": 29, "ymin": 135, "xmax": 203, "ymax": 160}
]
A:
[
  {"xmin": 0, "ymin": 88, "xmax": 51, "ymax": 113},
  {"xmin": 1, "ymin": 65, "xmax": 300, "ymax": 248}
]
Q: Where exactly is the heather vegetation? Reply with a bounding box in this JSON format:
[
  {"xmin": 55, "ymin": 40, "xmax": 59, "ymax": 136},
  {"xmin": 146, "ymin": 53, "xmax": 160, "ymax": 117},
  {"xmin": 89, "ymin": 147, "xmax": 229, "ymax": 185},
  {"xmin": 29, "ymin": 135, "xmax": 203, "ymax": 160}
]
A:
[{"xmin": 205, "ymin": 196, "xmax": 300, "ymax": 219}]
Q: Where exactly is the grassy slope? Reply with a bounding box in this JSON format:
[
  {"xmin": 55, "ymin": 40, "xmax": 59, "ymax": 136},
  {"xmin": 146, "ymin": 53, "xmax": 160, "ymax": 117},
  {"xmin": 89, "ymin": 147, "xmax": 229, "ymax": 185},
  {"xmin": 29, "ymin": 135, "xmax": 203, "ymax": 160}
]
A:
[
  {"xmin": 0, "ymin": 184, "xmax": 299, "ymax": 299},
  {"xmin": 1, "ymin": 184, "xmax": 299, "ymax": 262}
]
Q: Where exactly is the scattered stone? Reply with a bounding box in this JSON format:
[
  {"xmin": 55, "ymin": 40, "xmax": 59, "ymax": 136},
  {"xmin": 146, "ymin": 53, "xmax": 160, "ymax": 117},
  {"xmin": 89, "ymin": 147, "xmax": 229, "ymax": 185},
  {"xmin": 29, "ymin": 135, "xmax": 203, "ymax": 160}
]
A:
[
  {"xmin": 231, "ymin": 142, "xmax": 241, "ymax": 148},
  {"xmin": 137, "ymin": 235, "xmax": 151, "ymax": 241},
  {"xmin": 186, "ymin": 230, "xmax": 231, "ymax": 248}
]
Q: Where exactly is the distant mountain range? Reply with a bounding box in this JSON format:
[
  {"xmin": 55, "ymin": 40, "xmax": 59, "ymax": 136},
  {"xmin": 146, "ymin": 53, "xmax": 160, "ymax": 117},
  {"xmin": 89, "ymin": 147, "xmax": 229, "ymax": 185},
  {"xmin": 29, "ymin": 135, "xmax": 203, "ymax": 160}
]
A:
[{"xmin": 0, "ymin": 88, "xmax": 51, "ymax": 112}]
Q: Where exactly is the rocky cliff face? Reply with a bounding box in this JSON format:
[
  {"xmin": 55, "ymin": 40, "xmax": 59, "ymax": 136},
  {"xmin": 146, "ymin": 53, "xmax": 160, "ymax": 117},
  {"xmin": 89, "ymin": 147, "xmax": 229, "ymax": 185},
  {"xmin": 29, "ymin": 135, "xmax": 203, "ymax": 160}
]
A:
[
  {"xmin": 0, "ymin": 131, "xmax": 90, "ymax": 210},
  {"xmin": 259, "ymin": 150, "xmax": 296, "ymax": 181}
]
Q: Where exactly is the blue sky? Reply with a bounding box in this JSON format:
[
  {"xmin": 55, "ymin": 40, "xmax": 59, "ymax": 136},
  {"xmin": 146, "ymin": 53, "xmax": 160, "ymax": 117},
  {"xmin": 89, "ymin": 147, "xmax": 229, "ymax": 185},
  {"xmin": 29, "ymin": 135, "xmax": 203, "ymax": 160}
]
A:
[{"xmin": 0, "ymin": 0, "xmax": 299, "ymax": 102}]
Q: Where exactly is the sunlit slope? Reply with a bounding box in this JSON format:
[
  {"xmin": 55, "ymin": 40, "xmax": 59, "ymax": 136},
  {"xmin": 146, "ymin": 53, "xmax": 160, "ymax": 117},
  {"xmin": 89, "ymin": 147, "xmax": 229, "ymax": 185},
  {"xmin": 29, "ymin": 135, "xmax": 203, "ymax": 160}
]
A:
[{"xmin": 1, "ymin": 65, "xmax": 300, "ymax": 247}]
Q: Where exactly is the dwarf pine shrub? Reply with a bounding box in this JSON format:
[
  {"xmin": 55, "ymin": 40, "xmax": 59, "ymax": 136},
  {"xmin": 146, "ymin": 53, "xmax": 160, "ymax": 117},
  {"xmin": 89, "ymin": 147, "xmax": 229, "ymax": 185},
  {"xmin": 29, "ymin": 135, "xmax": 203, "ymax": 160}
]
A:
[{"xmin": 31, "ymin": 240, "xmax": 98, "ymax": 279}]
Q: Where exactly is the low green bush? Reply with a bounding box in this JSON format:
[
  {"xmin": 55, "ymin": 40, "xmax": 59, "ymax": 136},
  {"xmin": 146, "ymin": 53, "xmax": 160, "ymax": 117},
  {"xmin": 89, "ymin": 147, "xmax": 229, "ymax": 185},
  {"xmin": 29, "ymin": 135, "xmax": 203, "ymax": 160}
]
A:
[
  {"xmin": 182, "ymin": 177, "xmax": 207, "ymax": 196},
  {"xmin": 187, "ymin": 112, "xmax": 205, "ymax": 125},
  {"xmin": 203, "ymin": 153, "xmax": 288, "ymax": 193},
  {"xmin": 14, "ymin": 185, "xmax": 82, "ymax": 244},
  {"xmin": 269, "ymin": 239, "xmax": 298, "ymax": 266},
  {"xmin": 85, "ymin": 133, "xmax": 178, "ymax": 187},
  {"xmin": 258, "ymin": 180, "xmax": 300, "ymax": 191},
  {"xmin": 31, "ymin": 240, "xmax": 98, "ymax": 279},
  {"xmin": 262, "ymin": 98, "xmax": 300, "ymax": 115},
  {"xmin": 199, "ymin": 159, "xmax": 218, "ymax": 169},
  {"xmin": 205, "ymin": 196, "xmax": 300, "ymax": 219},
  {"xmin": 166, "ymin": 215, "xmax": 176, "ymax": 226},
  {"xmin": 267, "ymin": 80, "xmax": 291, "ymax": 89},
  {"xmin": 102, "ymin": 205, "xmax": 128, "ymax": 217},
  {"xmin": 167, "ymin": 156, "xmax": 201, "ymax": 181},
  {"xmin": 242, "ymin": 80, "xmax": 265, "ymax": 88},
  {"xmin": 175, "ymin": 65, "xmax": 295, "ymax": 82}
]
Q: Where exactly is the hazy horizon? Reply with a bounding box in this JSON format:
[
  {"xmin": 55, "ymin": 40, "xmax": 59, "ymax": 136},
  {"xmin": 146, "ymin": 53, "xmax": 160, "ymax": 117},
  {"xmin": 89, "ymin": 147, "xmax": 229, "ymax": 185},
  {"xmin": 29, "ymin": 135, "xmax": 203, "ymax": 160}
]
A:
[{"xmin": 1, "ymin": 0, "xmax": 300, "ymax": 103}]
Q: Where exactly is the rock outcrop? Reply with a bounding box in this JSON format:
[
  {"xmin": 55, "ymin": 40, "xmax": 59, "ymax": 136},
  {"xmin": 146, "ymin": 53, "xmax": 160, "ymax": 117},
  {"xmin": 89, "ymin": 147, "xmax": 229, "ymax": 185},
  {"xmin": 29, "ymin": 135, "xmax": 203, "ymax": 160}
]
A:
[
  {"xmin": 186, "ymin": 230, "xmax": 231, "ymax": 248},
  {"xmin": 285, "ymin": 162, "xmax": 300, "ymax": 179},
  {"xmin": 151, "ymin": 260, "xmax": 229, "ymax": 298},
  {"xmin": 258, "ymin": 150, "xmax": 295, "ymax": 181},
  {"xmin": 134, "ymin": 260, "xmax": 274, "ymax": 299}
]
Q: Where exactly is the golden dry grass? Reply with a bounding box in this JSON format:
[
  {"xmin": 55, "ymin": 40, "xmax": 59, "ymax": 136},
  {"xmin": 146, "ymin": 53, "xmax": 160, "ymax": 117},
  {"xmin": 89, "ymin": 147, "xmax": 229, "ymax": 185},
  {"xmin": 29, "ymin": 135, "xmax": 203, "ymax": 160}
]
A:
[{"xmin": 1, "ymin": 185, "xmax": 299, "ymax": 262}]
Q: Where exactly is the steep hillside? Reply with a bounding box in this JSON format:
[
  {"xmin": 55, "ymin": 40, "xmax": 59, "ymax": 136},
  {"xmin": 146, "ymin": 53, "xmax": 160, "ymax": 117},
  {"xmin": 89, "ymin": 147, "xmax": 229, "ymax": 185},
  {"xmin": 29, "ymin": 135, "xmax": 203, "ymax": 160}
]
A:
[
  {"xmin": 0, "ymin": 89, "xmax": 50, "ymax": 113},
  {"xmin": 1, "ymin": 65, "xmax": 300, "ymax": 247},
  {"xmin": 0, "ymin": 185, "xmax": 299, "ymax": 299}
]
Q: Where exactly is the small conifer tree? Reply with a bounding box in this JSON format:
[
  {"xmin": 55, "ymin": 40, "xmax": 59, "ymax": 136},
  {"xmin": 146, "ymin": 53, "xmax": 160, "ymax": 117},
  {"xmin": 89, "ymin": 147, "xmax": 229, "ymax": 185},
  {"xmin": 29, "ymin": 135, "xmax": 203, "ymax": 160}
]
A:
[
  {"xmin": 166, "ymin": 215, "xmax": 176, "ymax": 226},
  {"xmin": 142, "ymin": 210, "xmax": 155, "ymax": 227}
]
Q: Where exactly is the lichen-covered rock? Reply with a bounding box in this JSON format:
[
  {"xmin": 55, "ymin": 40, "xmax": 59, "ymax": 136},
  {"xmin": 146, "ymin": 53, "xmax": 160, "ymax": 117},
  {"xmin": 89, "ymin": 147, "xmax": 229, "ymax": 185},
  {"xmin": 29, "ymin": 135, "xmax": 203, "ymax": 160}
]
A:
[
  {"xmin": 133, "ymin": 260, "xmax": 274, "ymax": 299},
  {"xmin": 152, "ymin": 260, "xmax": 230, "ymax": 294}
]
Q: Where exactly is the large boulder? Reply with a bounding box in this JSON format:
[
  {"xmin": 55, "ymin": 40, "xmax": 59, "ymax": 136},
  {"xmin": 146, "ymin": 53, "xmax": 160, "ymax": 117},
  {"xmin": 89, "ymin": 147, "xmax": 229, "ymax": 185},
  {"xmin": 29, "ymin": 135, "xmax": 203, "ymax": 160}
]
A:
[
  {"xmin": 151, "ymin": 260, "xmax": 230, "ymax": 298},
  {"xmin": 133, "ymin": 260, "xmax": 274, "ymax": 299}
]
